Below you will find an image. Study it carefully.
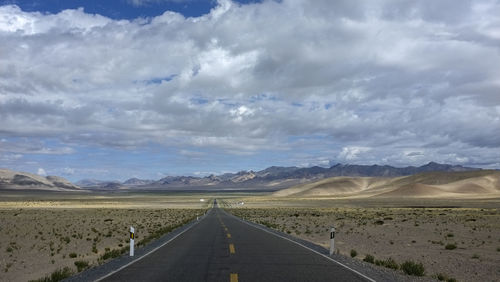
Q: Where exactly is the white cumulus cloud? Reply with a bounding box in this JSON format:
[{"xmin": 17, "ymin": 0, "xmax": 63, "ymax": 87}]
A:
[
  {"xmin": 0, "ymin": 0, "xmax": 499, "ymax": 169},
  {"xmin": 37, "ymin": 168, "xmax": 47, "ymax": 176}
]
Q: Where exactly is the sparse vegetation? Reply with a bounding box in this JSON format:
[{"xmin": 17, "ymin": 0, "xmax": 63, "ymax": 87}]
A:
[
  {"xmin": 434, "ymin": 273, "xmax": 457, "ymax": 282},
  {"xmin": 259, "ymin": 220, "xmax": 279, "ymax": 229},
  {"xmin": 363, "ymin": 254, "xmax": 375, "ymax": 264},
  {"xmin": 445, "ymin": 243, "xmax": 457, "ymax": 250},
  {"xmin": 3, "ymin": 194, "xmax": 500, "ymax": 282},
  {"xmin": 375, "ymin": 257, "xmax": 399, "ymax": 270},
  {"xmin": 29, "ymin": 267, "xmax": 74, "ymax": 282},
  {"xmin": 4, "ymin": 262, "xmax": 13, "ymax": 272},
  {"xmin": 74, "ymin": 260, "xmax": 89, "ymax": 272},
  {"xmin": 401, "ymin": 260, "xmax": 425, "ymax": 276},
  {"xmin": 136, "ymin": 218, "xmax": 195, "ymax": 247},
  {"xmin": 0, "ymin": 205, "xmax": 206, "ymax": 281},
  {"xmin": 226, "ymin": 205, "xmax": 500, "ymax": 282},
  {"xmin": 350, "ymin": 249, "xmax": 357, "ymax": 258},
  {"xmin": 99, "ymin": 248, "xmax": 123, "ymax": 262}
]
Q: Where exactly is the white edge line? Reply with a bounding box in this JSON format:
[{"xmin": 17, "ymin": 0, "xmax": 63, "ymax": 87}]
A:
[
  {"xmin": 94, "ymin": 210, "xmax": 211, "ymax": 282},
  {"xmin": 227, "ymin": 212, "xmax": 376, "ymax": 282}
]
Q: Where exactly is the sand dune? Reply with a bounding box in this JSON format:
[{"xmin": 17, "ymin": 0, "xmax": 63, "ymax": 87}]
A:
[
  {"xmin": 375, "ymin": 183, "xmax": 452, "ymax": 198},
  {"xmin": 273, "ymin": 177, "xmax": 371, "ymax": 197},
  {"xmin": 0, "ymin": 168, "xmax": 80, "ymax": 191},
  {"xmin": 273, "ymin": 170, "xmax": 500, "ymax": 198}
]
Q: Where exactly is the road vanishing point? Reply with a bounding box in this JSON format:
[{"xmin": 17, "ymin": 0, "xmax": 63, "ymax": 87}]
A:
[{"xmin": 96, "ymin": 200, "xmax": 374, "ymax": 282}]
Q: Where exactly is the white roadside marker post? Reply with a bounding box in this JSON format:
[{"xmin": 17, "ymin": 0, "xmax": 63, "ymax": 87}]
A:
[
  {"xmin": 130, "ymin": 226, "xmax": 135, "ymax": 257},
  {"xmin": 329, "ymin": 227, "xmax": 335, "ymax": 256}
]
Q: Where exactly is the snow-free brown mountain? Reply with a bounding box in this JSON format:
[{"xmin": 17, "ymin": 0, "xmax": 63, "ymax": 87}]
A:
[
  {"xmin": 273, "ymin": 170, "xmax": 500, "ymax": 199},
  {"xmin": 1, "ymin": 162, "xmax": 492, "ymax": 194},
  {"xmin": 0, "ymin": 168, "xmax": 80, "ymax": 191},
  {"xmin": 77, "ymin": 162, "xmax": 483, "ymax": 190}
]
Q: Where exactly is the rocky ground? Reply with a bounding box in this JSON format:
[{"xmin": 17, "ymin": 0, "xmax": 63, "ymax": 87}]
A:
[
  {"xmin": 0, "ymin": 208, "xmax": 205, "ymax": 281},
  {"xmin": 227, "ymin": 207, "xmax": 500, "ymax": 282}
]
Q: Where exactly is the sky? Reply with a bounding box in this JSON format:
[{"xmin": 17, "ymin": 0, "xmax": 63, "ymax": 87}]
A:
[{"xmin": 1, "ymin": 0, "xmax": 500, "ymax": 182}]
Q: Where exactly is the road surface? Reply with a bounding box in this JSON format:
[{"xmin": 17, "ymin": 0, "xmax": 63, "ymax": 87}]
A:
[{"xmin": 99, "ymin": 200, "xmax": 373, "ymax": 282}]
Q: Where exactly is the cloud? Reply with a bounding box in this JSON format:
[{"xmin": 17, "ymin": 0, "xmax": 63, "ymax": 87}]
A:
[
  {"xmin": 62, "ymin": 167, "xmax": 75, "ymax": 175},
  {"xmin": 0, "ymin": 153, "xmax": 23, "ymax": 161},
  {"xmin": 338, "ymin": 146, "xmax": 371, "ymax": 161},
  {"xmin": 405, "ymin": 151, "xmax": 423, "ymax": 157},
  {"xmin": 0, "ymin": 0, "xmax": 499, "ymax": 172},
  {"xmin": 179, "ymin": 149, "xmax": 205, "ymax": 157},
  {"xmin": 37, "ymin": 168, "xmax": 47, "ymax": 176},
  {"xmin": 127, "ymin": 0, "xmax": 191, "ymax": 7},
  {"xmin": 0, "ymin": 139, "xmax": 75, "ymax": 155},
  {"xmin": 229, "ymin": 105, "xmax": 255, "ymax": 123}
]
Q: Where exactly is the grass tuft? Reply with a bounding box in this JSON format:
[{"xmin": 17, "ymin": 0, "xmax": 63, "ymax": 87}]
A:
[
  {"xmin": 375, "ymin": 257, "xmax": 399, "ymax": 270},
  {"xmin": 350, "ymin": 249, "xmax": 357, "ymax": 258},
  {"xmin": 98, "ymin": 248, "xmax": 123, "ymax": 262},
  {"xmin": 401, "ymin": 260, "xmax": 425, "ymax": 276},
  {"xmin": 137, "ymin": 218, "xmax": 194, "ymax": 247},
  {"xmin": 445, "ymin": 243, "xmax": 457, "ymax": 250},
  {"xmin": 74, "ymin": 260, "xmax": 89, "ymax": 272},
  {"xmin": 363, "ymin": 254, "xmax": 375, "ymax": 264},
  {"xmin": 434, "ymin": 273, "xmax": 457, "ymax": 282},
  {"xmin": 29, "ymin": 267, "xmax": 74, "ymax": 282}
]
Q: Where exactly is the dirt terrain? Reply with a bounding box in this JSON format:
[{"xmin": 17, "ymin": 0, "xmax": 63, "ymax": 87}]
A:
[
  {"xmin": 2, "ymin": 190, "xmax": 500, "ymax": 282},
  {"xmin": 227, "ymin": 205, "xmax": 500, "ymax": 282},
  {"xmin": 0, "ymin": 193, "xmax": 209, "ymax": 282}
]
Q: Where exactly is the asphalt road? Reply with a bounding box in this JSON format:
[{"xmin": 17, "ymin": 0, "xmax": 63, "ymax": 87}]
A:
[{"xmin": 99, "ymin": 201, "xmax": 373, "ymax": 282}]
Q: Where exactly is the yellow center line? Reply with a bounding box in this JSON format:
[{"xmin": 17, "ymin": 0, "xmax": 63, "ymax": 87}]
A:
[
  {"xmin": 229, "ymin": 243, "xmax": 235, "ymax": 254},
  {"xmin": 227, "ymin": 233, "xmax": 231, "ymax": 238},
  {"xmin": 230, "ymin": 273, "xmax": 238, "ymax": 282}
]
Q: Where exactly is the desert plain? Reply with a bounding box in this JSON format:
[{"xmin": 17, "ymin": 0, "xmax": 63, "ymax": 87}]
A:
[
  {"xmin": 1, "ymin": 188, "xmax": 500, "ymax": 282},
  {"xmin": 224, "ymin": 196, "xmax": 500, "ymax": 282},
  {"xmin": 0, "ymin": 192, "xmax": 210, "ymax": 282}
]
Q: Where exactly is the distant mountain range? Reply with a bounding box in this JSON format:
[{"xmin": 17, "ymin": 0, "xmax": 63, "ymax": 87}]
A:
[
  {"xmin": 76, "ymin": 162, "xmax": 482, "ymax": 190},
  {"xmin": 2, "ymin": 163, "xmax": 497, "ymax": 198}
]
